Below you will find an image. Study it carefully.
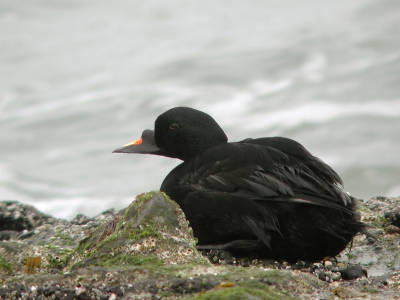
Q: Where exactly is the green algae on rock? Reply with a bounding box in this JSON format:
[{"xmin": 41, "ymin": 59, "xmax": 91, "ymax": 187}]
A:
[
  {"xmin": 194, "ymin": 280, "xmax": 296, "ymax": 300},
  {"xmin": 68, "ymin": 191, "xmax": 209, "ymax": 269}
]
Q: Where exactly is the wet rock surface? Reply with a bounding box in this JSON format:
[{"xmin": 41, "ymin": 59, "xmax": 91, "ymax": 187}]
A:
[{"xmin": 0, "ymin": 193, "xmax": 399, "ymax": 299}]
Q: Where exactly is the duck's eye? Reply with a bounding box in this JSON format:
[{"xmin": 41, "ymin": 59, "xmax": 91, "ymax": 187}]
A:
[{"xmin": 169, "ymin": 122, "xmax": 179, "ymax": 130}]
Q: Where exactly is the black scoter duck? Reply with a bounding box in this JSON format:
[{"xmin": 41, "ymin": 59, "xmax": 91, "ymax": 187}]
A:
[{"xmin": 113, "ymin": 107, "xmax": 366, "ymax": 261}]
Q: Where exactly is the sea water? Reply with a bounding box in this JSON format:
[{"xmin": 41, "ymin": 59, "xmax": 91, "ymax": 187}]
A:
[{"xmin": 1, "ymin": 0, "xmax": 400, "ymax": 219}]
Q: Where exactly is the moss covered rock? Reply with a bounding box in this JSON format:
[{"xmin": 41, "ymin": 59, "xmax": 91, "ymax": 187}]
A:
[{"xmin": 67, "ymin": 191, "xmax": 209, "ymax": 269}]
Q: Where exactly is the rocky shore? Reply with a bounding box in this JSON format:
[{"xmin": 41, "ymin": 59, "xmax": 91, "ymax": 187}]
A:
[{"xmin": 0, "ymin": 192, "xmax": 399, "ymax": 299}]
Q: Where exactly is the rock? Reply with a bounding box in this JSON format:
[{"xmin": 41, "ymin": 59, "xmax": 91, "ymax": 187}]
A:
[
  {"xmin": 385, "ymin": 224, "xmax": 400, "ymax": 234},
  {"xmin": 339, "ymin": 266, "xmax": 368, "ymax": 280},
  {"xmin": 384, "ymin": 206, "xmax": 400, "ymax": 227},
  {"xmin": 0, "ymin": 201, "xmax": 55, "ymax": 234},
  {"xmin": 331, "ymin": 272, "xmax": 341, "ymax": 281},
  {"xmin": 67, "ymin": 191, "xmax": 208, "ymax": 269},
  {"xmin": 315, "ymin": 269, "xmax": 327, "ymax": 281},
  {"xmin": 0, "ymin": 194, "xmax": 400, "ymax": 299}
]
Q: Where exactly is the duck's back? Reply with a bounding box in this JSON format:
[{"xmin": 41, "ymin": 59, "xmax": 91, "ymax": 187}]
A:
[{"xmin": 161, "ymin": 137, "xmax": 363, "ymax": 261}]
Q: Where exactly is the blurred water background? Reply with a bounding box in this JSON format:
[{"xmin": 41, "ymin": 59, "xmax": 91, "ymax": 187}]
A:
[{"xmin": 1, "ymin": 0, "xmax": 400, "ymax": 220}]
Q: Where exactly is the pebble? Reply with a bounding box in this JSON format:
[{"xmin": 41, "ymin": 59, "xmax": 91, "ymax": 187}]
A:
[
  {"xmin": 385, "ymin": 225, "xmax": 400, "ymax": 234},
  {"xmin": 339, "ymin": 267, "xmax": 368, "ymax": 280},
  {"xmin": 331, "ymin": 272, "xmax": 341, "ymax": 281},
  {"xmin": 324, "ymin": 261, "xmax": 332, "ymax": 268}
]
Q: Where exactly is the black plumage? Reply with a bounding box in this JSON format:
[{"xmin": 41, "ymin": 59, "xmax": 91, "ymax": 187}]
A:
[{"xmin": 113, "ymin": 107, "xmax": 366, "ymax": 261}]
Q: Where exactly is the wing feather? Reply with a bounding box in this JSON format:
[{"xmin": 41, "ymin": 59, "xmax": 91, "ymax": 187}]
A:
[{"xmin": 167, "ymin": 140, "xmax": 351, "ymax": 213}]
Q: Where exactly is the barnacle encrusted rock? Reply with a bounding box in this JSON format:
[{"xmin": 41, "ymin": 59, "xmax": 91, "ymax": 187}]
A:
[
  {"xmin": 0, "ymin": 201, "xmax": 56, "ymax": 238},
  {"xmin": 67, "ymin": 191, "xmax": 209, "ymax": 269},
  {"xmin": 1, "ymin": 195, "xmax": 400, "ymax": 299}
]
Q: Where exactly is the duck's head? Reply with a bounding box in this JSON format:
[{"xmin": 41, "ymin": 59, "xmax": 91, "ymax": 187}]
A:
[{"xmin": 113, "ymin": 107, "xmax": 228, "ymax": 161}]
